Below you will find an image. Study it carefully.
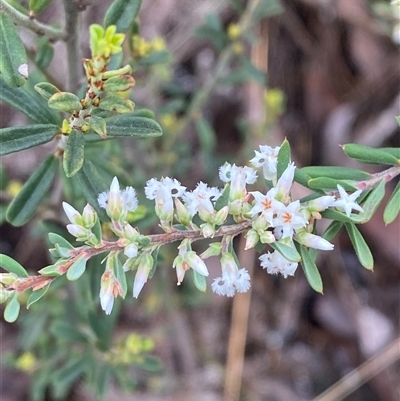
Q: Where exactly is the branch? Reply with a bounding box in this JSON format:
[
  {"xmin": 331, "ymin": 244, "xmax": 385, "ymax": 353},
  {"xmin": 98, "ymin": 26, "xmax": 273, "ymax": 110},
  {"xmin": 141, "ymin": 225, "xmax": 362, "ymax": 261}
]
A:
[
  {"xmin": 9, "ymin": 221, "xmax": 252, "ymax": 293},
  {"xmin": 0, "ymin": 0, "xmax": 66, "ymax": 41}
]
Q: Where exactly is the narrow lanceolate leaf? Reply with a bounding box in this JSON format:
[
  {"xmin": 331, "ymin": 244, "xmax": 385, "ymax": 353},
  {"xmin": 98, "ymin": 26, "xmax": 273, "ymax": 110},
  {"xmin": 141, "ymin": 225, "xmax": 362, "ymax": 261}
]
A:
[
  {"xmin": 76, "ymin": 160, "xmax": 109, "ymax": 221},
  {"xmin": 271, "ymin": 241, "xmax": 301, "ymax": 263},
  {"xmin": 0, "ymin": 77, "xmax": 58, "ymax": 124},
  {"xmin": 48, "ymin": 233, "xmax": 74, "ymax": 249},
  {"xmin": 277, "ymin": 139, "xmax": 291, "ymax": 179},
  {"xmin": 0, "ymin": 254, "xmax": 28, "ymax": 277},
  {"xmin": 35, "ymin": 42, "xmax": 54, "ymax": 69},
  {"xmin": 104, "ymin": 0, "xmax": 143, "ymax": 33},
  {"xmin": 0, "ymin": 124, "xmax": 59, "ymax": 155},
  {"xmin": 4, "ymin": 293, "xmax": 20, "ymax": 323},
  {"xmin": 345, "ymin": 223, "xmax": 374, "ymax": 270},
  {"xmin": 29, "ymin": 0, "xmax": 52, "ymax": 14},
  {"xmin": 105, "ymin": 115, "xmax": 163, "ymax": 137},
  {"xmin": 6, "ymin": 155, "xmax": 58, "ymax": 226},
  {"xmin": 380, "ymin": 147, "xmax": 400, "ymax": 159},
  {"xmin": 195, "ymin": 118, "xmax": 216, "ymax": 153},
  {"xmin": 384, "ymin": 181, "xmax": 400, "ymax": 224},
  {"xmin": 27, "ymin": 284, "xmax": 50, "ymax": 309},
  {"xmin": 66, "ymin": 255, "xmax": 87, "ymax": 280},
  {"xmin": 34, "ymin": 82, "xmax": 60, "ymax": 100},
  {"xmin": 103, "ymin": 75, "xmax": 135, "ymax": 92},
  {"xmin": 192, "ymin": 269, "xmax": 207, "ymax": 292},
  {"xmin": 48, "ymin": 92, "xmax": 82, "ymax": 113},
  {"xmin": 294, "ymin": 168, "xmax": 311, "ymax": 188},
  {"xmin": 63, "ymin": 130, "xmax": 85, "ymax": 177},
  {"xmin": 214, "ymin": 184, "xmax": 230, "ymax": 211},
  {"xmin": 308, "ymin": 177, "xmax": 358, "ymax": 191},
  {"xmin": 321, "ymin": 209, "xmax": 359, "ymax": 223},
  {"xmin": 0, "ymin": 12, "xmax": 28, "ymax": 87},
  {"xmin": 341, "ymin": 144, "xmax": 399, "ymax": 165},
  {"xmin": 298, "ymin": 245, "xmax": 323, "ymax": 293},
  {"xmin": 99, "ymin": 95, "xmax": 134, "ymax": 113},
  {"xmin": 301, "ymin": 166, "xmax": 371, "ymax": 181}
]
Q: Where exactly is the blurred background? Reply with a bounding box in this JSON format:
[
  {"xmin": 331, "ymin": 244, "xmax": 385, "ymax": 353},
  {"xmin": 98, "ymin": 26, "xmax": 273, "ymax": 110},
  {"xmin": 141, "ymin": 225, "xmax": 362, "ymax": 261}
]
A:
[{"xmin": 1, "ymin": 0, "xmax": 399, "ymax": 400}]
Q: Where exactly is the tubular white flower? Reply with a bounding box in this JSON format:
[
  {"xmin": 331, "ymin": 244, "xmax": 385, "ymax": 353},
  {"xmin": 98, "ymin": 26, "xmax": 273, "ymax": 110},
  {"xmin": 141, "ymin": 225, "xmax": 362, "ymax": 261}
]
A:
[
  {"xmin": 99, "ymin": 265, "xmax": 121, "ymax": 315},
  {"xmin": 275, "ymin": 162, "xmax": 295, "ymax": 200},
  {"xmin": 185, "ymin": 251, "xmax": 209, "ymax": 276},
  {"xmin": 331, "ymin": 185, "xmax": 364, "ymax": 217},
  {"xmin": 66, "ymin": 224, "xmax": 88, "ymax": 239},
  {"xmin": 133, "ymin": 254, "xmax": 153, "ymax": 298},
  {"xmin": 62, "ymin": 202, "xmax": 82, "ymax": 225},
  {"xmin": 259, "ymin": 251, "xmax": 298, "ymax": 278},
  {"xmin": 296, "ymin": 230, "xmax": 334, "ymax": 250},
  {"xmin": 219, "ymin": 164, "xmax": 257, "ymax": 201},
  {"xmin": 273, "ymin": 200, "xmax": 308, "ymax": 239},
  {"xmin": 250, "ymin": 189, "xmax": 282, "ymax": 225},
  {"xmin": 250, "ymin": 145, "xmax": 280, "ymax": 181},
  {"xmin": 121, "ymin": 186, "xmax": 138, "ymax": 212},
  {"xmin": 182, "ymin": 181, "xmax": 220, "ymax": 217},
  {"xmin": 308, "ymin": 196, "xmax": 336, "ymax": 212}
]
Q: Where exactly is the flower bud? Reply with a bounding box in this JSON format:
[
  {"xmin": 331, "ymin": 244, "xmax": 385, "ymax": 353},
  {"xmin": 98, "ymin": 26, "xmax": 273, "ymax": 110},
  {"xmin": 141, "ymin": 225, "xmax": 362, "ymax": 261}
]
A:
[
  {"xmin": 214, "ymin": 206, "xmax": 229, "ymax": 226},
  {"xmin": 228, "ymin": 199, "xmax": 243, "ymax": 216},
  {"xmin": 245, "ymin": 229, "xmax": 259, "ymax": 250},
  {"xmin": 174, "ymin": 198, "xmax": 191, "ymax": 226},
  {"xmin": 185, "ymin": 251, "xmax": 209, "ymax": 277},
  {"xmin": 200, "ymin": 242, "xmax": 222, "ymax": 259},
  {"xmin": 123, "ymin": 224, "xmax": 140, "ymax": 241},
  {"xmin": 66, "ymin": 224, "xmax": 89, "ymax": 240},
  {"xmin": 133, "ymin": 254, "xmax": 153, "ymax": 298},
  {"xmin": 124, "ymin": 243, "xmax": 138, "ymax": 258},
  {"xmin": 201, "ymin": 223, "xmax": 215, "ymax": 238},
  {"xmin": 62, "ymin": 202, "xmax": 83, "ymax": 225},
  {"xmin": 82, "ymin": 204, "xmax": 97, "ymax": 228},
  {"xmin": 259, "ymin": 230, "xmax": 275, "ymax": 244},
  {"xmin": 252, "ymin": 214, "xmax": 268, "ymax": 231},
  {"xmin": 0, "ymin": 272, "xmax": 18, "ymax": 286},
  {"xmin": 296, "ymin": 230, "xmax": 334, "ymax": 251},
  {"xmin": 173, "ymin": 254, "xmax": 187, "ymax": 284},
  {"xmin": 107, "ymin": 177, "xmax": 123, "ymax": 220}
]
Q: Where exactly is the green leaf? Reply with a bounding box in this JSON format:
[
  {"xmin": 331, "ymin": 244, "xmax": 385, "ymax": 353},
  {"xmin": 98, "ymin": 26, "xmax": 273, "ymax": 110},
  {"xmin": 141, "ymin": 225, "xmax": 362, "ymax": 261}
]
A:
[
  {"xmin": 192, "ymin": 269, "xmax": 207, "ymax": 292},
  {"xmin": 294, "ymin": 168, "xmax": 312, "ymax": 187},
  {"xmin": 35, "ymin": 41, "xmax": 54, "ymax": 69},
  {"xmin": 104, "ymin": 0, "xmax": 142, "ymax": 33},
  {"xmin": 0, "ymin": 254, "xmax": 28, "ymax": 277},
  {"xmin": 27, "ymin": 284, "xmax": 50, "ymax": 308},
  {"xmin": 67, "ymin": 255, "xmax": 87, "ymax": 281},
  {"xmin": 214, "ymin": 184, "xmax": 230, "ymax": 211},
  {"xmin": 103, "ymin": 75, "xmax": 136, "ymax": 92},
  {"xmin": 379, "ymin": 147, "xmax": 400, "ymax": 159},
  {"xmin": 308, "ymin": 177, "xmax": 358, "ymax": 191},
  {"xmin": 63, "ymin": 130, "xmax": 85, "ymax": 177},
  {"xmin": 86, "ymin": 116, "xmax": 107, "ymax": 138},
  {"xmin": 0, "ymin": 76, "xmax": 58, "ymax": 123},
  {"xmin": 396, "ymin": 116, "xmax": 400, "ymax": 127},
  {"xmin": 105, "ymin": 115, "xmax": 163, "ymax": 137},
  {"xmin": 300, "ymin": 166, "xmax": 371, "ymax": 181},
  {"xmin": 0, "ymin": 12, "xmax": 28, "ymax": 87},
  {"xmin": 6, "ymin": 155, "xmax": 58, "ymax": 226},
  {"xmin": 115, "ymin": 256, "xmax": 127, "ymax": 298},
  {"xmin": 253, "ymin": 0, "xmax": 283, "ymax": 23},
  {"xmin": 140, "ymin": 355, "xmax": 163, "ymax": 372},
  {"xmin": 384, "ymin": 181, "xmax": 400, "ymax": 224},
  {"xmin": 48, "ymin": 233, "xmax": 74, "ymax": 249},
  {"xmin": 29, "ymin": 0, "xmax": 52, "ymax": 14},
  {"xmin": 277, "ymin": 138, "xmax": 291, "ymax": 179},
  {"xmin": 76, "ymin": 160, "xmax": 109, "ymax": 221},
  {"xmin": 38, "ymin": 264, "xmax": 62, "ymax": 276},
  {"xmin": 4, "ymin": 293, "xmax": 20, "ymax": 322},
  {"xmin": 48, "ymin": 91, "xmax": 82, "ymax": 113},
  {"xmin": 271, "ymin": 241, "xmax": 301, "ymax": 262},
  {"xmin": 298, "ymin": 244, "xmax": 323, "ymax": 293},
  {"xmin": 321, "ymin": 209, "xmax": 359, "ymax": 223},
  {"xmin": 34, "ymin": 82, "xmax": 60, "ymax": 100},
  {"xmin": 0, "ymin": 124, "xmax": 59, "ymax": 155},
  {"xmin": 345, "ymin": 223, "xmax": 374, "ymax": 270},
  {"xmin": 99, "ymin": 95, "xmax": 134, "ymax": 113},
  {"xmin": 341, "ymin": 144, "xmax": 399, "ymax": 165}
]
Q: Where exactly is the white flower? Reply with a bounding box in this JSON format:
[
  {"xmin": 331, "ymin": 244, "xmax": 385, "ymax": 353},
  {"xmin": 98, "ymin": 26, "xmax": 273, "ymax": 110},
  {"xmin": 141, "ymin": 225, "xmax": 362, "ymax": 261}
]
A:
[
  {"xmin": 308, "ymin": 196, "xmax": 336, "ymax": 212},
  {"xmin": 273, "ymin": 200, "xmax": 308, "ymax": 239},
  {"xmin": 275, "ymin": 162, "xmax": 295, "ymax": 200},
  {"xmin": 62, "ymin": 202, "xmax": 82, "ymax": 225},
  {"xmin": 249, "ymin": 189, "xmax": 283, "ymax": 225},
  {"xmin": 219, "ymin": 163, "xmax": 257, "ymax": 201},
  {"xmin": 145, "ymin": 177, "xmax": 186, "ymax": 221},
  {"xmin": 211, "ymin": 253, "xmax": 251, "ymax": 296},
  {"xmin": 133, "ymin": 254, "xmax": 153, "ymax": 298},
  {"xmin": 182, "ymin": 181, "xmax": 221, "ymax": 217},
  {"xmin": 259, "ymin": 251, "xmax": 298, "ymax": 278},
  {"xmin": 99, "ymin": 263, "xmax": 122, "ymax": 315},
  {"xmin": 250, "ymin": 145, "xmax": 280, "ymax": 181},
  {"xmin": 296, "ymin": 230, "xmax": 334, "ymax": 250},
  {"xmin": 331, "ymin": 185, "xmax": 364, "ymax": 217},
  {"xmin": 98, "ymin": 177, "xmax": 138, "ymax": 220}
]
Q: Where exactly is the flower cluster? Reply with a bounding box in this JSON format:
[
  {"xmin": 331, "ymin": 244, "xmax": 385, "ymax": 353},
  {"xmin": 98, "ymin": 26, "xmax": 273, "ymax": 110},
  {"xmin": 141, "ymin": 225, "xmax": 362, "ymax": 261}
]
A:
[{"xmin": 60, "ymin": 143, "xmax": 365, "ymax": 314}]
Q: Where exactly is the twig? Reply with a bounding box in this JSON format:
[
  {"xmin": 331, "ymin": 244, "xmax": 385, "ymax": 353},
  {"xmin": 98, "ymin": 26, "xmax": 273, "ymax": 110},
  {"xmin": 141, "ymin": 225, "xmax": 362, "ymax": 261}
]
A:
[
  {"xmin": 0, "ymin": 0, "xmax": 65, "ymax": 41},
  {"xmin": 314, "ymin": 337, "xmax": 400, "ymax": 401},
  {"xmin": 63, "ymin": 0, "xmax": 82, "ymax": 93}
]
